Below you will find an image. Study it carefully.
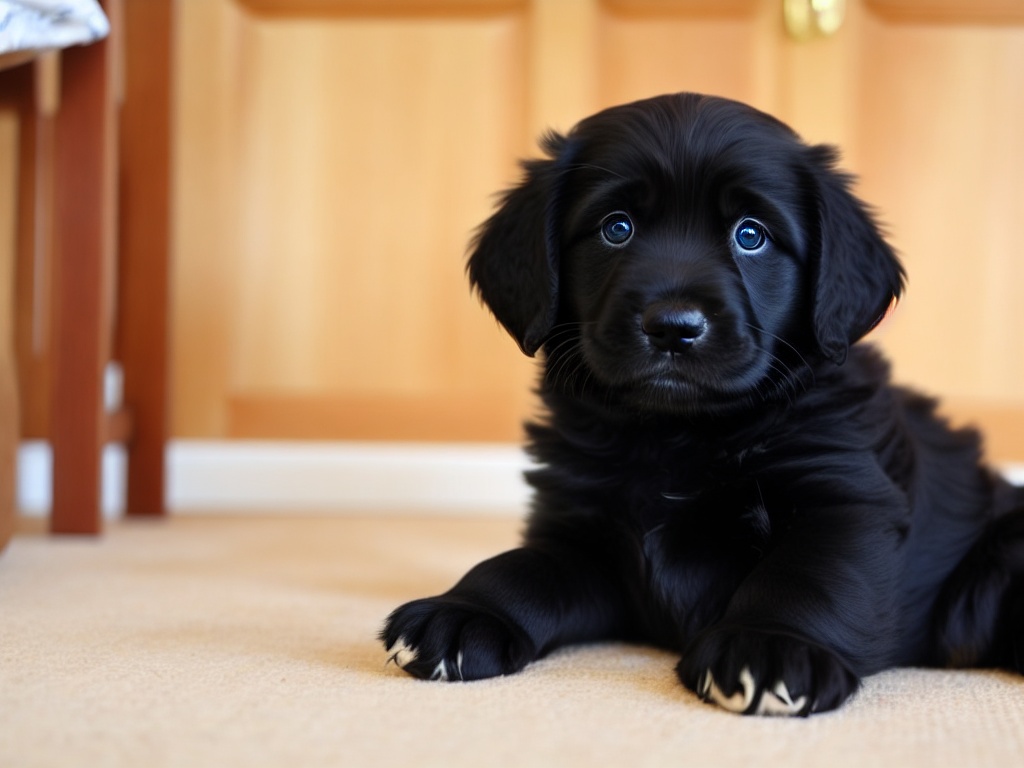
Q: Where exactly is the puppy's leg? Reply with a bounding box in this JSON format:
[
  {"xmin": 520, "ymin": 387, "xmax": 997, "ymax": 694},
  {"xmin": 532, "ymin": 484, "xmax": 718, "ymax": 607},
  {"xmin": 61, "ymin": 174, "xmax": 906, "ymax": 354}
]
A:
[
  {"xmin": 932, "ymin": 505, "xmax": 1024, "ymax": 672},
  {"xmin": 381, "ymin": 546, "xmax": 622, "ymax": 681},
  {"xmin": 677, "ymin": 462, "xmax": 905, "ymax": 716},
  {"xmin": 679, "ymin": 626, "xmax": 859, "ymax": 716}
]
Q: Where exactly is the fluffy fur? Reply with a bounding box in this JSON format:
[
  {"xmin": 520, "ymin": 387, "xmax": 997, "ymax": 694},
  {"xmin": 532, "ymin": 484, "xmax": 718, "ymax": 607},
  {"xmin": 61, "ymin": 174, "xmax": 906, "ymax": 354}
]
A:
[{"xmin": 381, "ymin": 93, "xmax": 1024, "ymax": 715}]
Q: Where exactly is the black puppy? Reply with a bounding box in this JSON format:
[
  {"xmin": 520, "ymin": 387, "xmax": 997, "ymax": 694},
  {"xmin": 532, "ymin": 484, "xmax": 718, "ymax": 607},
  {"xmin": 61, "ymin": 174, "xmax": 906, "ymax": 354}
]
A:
[{"xmin": 381, "ymin": 93, "xmax": 1024, "ymax": 715}]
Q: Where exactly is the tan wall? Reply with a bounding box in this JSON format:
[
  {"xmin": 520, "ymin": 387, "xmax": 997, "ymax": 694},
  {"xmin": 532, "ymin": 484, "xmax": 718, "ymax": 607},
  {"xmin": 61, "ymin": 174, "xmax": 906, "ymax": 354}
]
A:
[{"xmin": 171, "ymin": 0, "xmax": 1024, "ymax": 460}]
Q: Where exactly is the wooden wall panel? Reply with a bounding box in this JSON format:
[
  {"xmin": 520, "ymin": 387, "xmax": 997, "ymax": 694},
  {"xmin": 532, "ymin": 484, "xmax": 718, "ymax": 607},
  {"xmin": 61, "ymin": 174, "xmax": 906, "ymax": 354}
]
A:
[
  {"xmin": 174, "ymin": 0, "xmax": 248, "ymax": 437},
  {"xmin": 865, "ymin": 0, "xmax": 1024, "ymax": 24},
  {"xmin": 594, "ymin": 0, "xmax": 866, "ymax": 151},
  {"xmin": 229, "ymin": 16, "xmax": 528, "ymax": 393},
  {"xmin": 596, "ymin": 0, "xmax": 772, "ymax": 113},
  {"xmin": 174, "ymin": 0, "xmax": 535, "ymax": 441},
  {"xmin": 854, "ymin": 7, "xmax": 1024, "ymax": 460},
  {"xmin": 171, "ymin": 0, "xmax": 1024, "ymax": 459}
]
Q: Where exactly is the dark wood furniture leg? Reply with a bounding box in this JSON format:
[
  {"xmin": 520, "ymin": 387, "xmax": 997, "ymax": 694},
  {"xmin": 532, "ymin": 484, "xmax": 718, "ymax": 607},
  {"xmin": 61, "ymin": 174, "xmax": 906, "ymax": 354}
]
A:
[
  {"xmin": 0, "ymin": 62, "xmax": 30, "ymax": 550},
  {"xmin": 50, "ymin": 28, "xmax": 116, "ymax": 534},
  {"xmin": 117, "ymin": 0, "xmax": 172, "ymax": 518}
]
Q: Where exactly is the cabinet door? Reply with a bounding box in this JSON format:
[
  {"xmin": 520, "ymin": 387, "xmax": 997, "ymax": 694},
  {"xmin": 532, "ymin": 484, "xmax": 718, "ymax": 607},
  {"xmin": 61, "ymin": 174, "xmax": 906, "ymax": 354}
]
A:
[
  {"xmin": 175, "ymin": 0, "xmax": 538, "ymax": 442},
  {"xmin": 173, "ymin": 0, "xmax": 1024, "ymax": 461},
  {"xmin": 856, "ymin": 0, "xmax": 1024, "ymax": 462},
  {"xmin": 173, "ymin": 0, "xmax": 780, "ymax": 443}
]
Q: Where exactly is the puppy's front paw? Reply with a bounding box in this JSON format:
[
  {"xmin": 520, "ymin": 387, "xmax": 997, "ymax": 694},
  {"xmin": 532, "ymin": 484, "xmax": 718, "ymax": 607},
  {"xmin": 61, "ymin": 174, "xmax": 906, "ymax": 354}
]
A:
[
  {"xmin": 677, "ymin": 626, "xmax": 859, "ymax": 716},
  {"xmin": 380, "ymin": 596, "xmax": 536, "ymax": 682}
]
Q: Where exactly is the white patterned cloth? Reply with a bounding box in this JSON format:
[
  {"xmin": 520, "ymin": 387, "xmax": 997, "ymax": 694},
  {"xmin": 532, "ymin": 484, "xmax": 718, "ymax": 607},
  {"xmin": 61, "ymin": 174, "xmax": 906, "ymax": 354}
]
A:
[{"xmin": 0, "ymin": 0, "xmax": 109, "ymax": 55}]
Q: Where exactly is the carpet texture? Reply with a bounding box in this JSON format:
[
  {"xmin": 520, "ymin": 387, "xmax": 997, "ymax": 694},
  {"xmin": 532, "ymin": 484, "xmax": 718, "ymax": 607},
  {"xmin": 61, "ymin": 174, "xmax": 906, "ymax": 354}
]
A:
[{"xmin": 1, "ymin": 514, "xmax": 1023, "ymax": 767}]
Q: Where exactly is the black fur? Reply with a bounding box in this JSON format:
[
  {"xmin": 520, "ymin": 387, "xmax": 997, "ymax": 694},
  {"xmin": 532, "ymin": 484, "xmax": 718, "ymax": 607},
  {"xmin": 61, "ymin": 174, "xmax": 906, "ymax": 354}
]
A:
[{"xmin": 381, "ymin": 93, "xmax": 1024, "ymax": 715}]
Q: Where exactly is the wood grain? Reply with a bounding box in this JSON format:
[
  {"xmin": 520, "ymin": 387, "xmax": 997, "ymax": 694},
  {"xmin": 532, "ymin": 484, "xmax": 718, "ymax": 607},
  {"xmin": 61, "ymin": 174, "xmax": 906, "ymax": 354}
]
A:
[
  {"xmin": 0, "ymin": 91, "xmax": 20, "ymax": 550},
  {"xmin": 50, "ymin": 12, "xmax": 118, "ymax": 534},
  {"xmin": 173, "ymin": 0, "xmax": 534, "ymax": 437},
  {"xmin": 865, "ymin": 0, "xmax": 1024, "ymax": 24},
  {"xmin": 116, "ymin": 0, "xmax": 173, "ymax": 517},
  {"xmin": 228, "ymin": 392, "xmax": 533, "ymax": 442},
  {"xmin": 170, "ymin": 0, "xmax": 1024, "ymax": 460}
]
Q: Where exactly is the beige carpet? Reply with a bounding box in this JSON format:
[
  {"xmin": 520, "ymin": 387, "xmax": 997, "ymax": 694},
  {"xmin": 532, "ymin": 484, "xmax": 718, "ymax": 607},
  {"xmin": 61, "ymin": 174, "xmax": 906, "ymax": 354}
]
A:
[{"xmin": 2, "ymin": 513, "xmax": 1023, "ymax": 768}]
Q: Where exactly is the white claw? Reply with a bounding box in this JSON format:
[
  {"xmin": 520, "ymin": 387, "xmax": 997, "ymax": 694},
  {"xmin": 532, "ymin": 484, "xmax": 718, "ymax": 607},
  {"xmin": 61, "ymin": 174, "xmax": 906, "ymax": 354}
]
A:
[
  {"xmin": 431, "ymin": 659, "xmax": 449, "ymax": 681},
  {"xmin": 702, "ymin": 667, "xmax": 806, "ymax": 717},
  {"xmin": 755, "ymin": 679, "xmax": 808, "ymax": 716},
  {"xmin": 702, "ymin": 666, "xmax": 756, "ymax": 713},
  {"xmin": 753, "ymin": 684, "xmax": 806, "ymax": 720},
  {"xmin": 387, "ymin": 637, "xmax": 418, "ymax": 669}
]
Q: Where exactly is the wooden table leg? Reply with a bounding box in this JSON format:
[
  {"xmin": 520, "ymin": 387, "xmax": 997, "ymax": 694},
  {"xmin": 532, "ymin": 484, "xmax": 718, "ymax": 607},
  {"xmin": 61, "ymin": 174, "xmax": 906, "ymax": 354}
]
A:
[
  {"xmin": 117, "ymin": 0, "xmax": 172, "ymax": 518},
  {"xmin": 0, "ymin": 93, "xmax": 21, "ymax": 550},
  {"xmin": 50, "ymin": 31, "xmax": 117, "ymax": 535},
  {"xmin": 0, "ymin": 359, "xmax": 16, "ymax": 550}
]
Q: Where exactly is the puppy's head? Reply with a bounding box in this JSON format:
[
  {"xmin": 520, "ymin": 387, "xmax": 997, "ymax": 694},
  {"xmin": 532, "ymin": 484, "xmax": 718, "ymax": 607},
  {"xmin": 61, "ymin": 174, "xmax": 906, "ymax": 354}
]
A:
[{"xmin": 468, "ymin": 93, "xmax": 904, "ymax": 415}]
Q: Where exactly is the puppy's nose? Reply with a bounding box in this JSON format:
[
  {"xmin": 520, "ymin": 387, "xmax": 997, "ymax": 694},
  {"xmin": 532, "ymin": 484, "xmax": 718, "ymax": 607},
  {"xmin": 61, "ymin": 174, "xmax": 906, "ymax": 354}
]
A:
[{"xmin": 642, "ymin": 305, "xmax": 708, "ymax": 353}]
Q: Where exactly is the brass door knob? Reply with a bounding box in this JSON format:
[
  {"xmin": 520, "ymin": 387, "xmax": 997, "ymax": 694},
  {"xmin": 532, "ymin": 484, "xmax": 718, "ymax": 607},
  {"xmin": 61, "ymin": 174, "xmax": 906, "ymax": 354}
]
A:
[{"xmin": 784, "ymin": 0, "xmax": 846, "ymax": 41}]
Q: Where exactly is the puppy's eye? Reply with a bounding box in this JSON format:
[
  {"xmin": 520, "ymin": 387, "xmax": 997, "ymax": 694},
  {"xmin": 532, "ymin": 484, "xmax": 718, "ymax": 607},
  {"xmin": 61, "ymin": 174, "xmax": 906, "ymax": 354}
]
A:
[
  {"xmin": 600, "ymin": 212, "xmax": 634, "ymax": 247},
  {"xmin": 733, "ymin": 218, "xmax": 769, "ymax": 253}
]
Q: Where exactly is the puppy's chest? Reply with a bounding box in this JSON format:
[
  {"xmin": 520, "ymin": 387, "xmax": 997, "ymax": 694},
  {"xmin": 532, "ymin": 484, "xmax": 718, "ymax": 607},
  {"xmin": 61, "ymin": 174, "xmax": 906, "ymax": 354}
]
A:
[
  {"xmin": 612, "ymin": 442, "xmax": 782, "ymax": 642},
  {"xmin": 620, "ymin": 439, "xmax": 775, "ymax": 536}
]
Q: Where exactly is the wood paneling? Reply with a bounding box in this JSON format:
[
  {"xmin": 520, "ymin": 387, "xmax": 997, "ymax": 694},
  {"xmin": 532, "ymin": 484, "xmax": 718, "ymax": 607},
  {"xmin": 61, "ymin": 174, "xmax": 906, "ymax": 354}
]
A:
[
  {"xmin": 856, "ymin": 9, "xmax": 1024, "ymax": 413},
  {"xmin": 172, "ymin": 0, "xmax": 1024, "ymax": 460},
  {"xmin": 173, "ymin": 0, "xmax": 535, "ymax": 440},
  {"xmin": 596, "ymin": 1, "xmax": 771, "ymax": 112},
  {"xmin": 228, "ymin": 392, "xmax": 533, "ymax": 442},
  {"xmin": 236, "ymin": 0, "xmax": 526, "ymax": 17},
  {"xmin": 865, "ymin": 0, "xmax": 1024, "ymax": 24},
  {"xmin": 601, "ymin": 0, "xmax": 760, "ymax": 14},
  {"xmin": 173, "ymin": 0, "xmax": 245, "ymax": 437}
]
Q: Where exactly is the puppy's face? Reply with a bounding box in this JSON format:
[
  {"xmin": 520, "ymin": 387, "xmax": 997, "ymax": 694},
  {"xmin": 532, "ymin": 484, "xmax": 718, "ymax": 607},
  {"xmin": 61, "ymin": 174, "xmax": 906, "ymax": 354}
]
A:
[
  {"xmin": 555, "ymin": 105, "xmax": 811, "ymax": 414},
  {"xmin": 468, "ymin": 94, "xmax": 904, "ymax": 417}
]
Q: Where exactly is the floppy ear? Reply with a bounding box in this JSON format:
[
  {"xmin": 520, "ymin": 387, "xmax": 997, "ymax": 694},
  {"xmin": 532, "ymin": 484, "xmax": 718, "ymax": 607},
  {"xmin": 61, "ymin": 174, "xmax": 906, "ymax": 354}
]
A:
[
  {"xmin": 807, "ymin": 146, "xmax": 905, "ymax": 365},
  {"xmin": 466, "ymin": 132, "xmax": 576, "ymax": 357}
]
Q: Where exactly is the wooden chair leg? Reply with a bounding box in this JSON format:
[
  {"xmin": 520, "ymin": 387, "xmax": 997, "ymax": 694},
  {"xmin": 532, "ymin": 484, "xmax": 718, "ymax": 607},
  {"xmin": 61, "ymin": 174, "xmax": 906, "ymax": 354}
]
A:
[
  {"xmin": 117, "ymin": 0, "xmax": 173, "ymax": 518},
  {"xmin": 0, "ymin": 73, "xmax": 24, "ymax": 550},
  {"xmin": 50, "ymin": 32, "xmax": 116, "ymax": 534},
  {"xmin": 0, "ymin": 359, "xmax": 16, "ymax": 550}
]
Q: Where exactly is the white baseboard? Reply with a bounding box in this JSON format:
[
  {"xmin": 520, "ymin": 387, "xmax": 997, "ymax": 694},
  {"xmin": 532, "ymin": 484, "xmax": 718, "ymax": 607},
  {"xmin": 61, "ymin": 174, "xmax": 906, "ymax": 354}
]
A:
[
  {"xmin": 1006, "ymin": 465, "xmax": 1024, "ymax": 486},
  {"xmin": 16, "ymin": 440, "xmax": 533, "ymax": 518},
  {"xmin": 16, "ymin": 439, "xmax": 1024, "ymax": 519}
]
